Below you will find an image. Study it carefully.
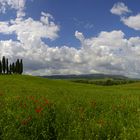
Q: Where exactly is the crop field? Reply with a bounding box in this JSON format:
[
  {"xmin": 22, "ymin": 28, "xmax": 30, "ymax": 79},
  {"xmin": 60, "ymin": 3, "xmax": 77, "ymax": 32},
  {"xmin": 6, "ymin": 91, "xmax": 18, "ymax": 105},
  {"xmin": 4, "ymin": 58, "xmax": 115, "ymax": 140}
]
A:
[{"xmin": 0, "ymin": 75, "xmax": 140, "ymax": 140}]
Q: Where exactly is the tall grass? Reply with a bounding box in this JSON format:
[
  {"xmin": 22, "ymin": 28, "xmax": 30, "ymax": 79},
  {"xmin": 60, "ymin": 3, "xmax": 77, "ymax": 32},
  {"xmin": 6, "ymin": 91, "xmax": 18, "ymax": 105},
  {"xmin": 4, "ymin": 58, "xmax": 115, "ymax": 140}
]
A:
[{"xmin": 0, "ymin": 75, "xmax": 140, "ymax": 139}]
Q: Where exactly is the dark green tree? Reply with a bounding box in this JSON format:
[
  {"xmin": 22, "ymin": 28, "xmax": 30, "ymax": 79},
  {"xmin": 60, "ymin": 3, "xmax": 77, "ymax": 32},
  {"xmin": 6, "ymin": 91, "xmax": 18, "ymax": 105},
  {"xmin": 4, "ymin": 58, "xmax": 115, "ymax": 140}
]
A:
[
  {"xmin": 2, "ymin": 56, "xmax": 6, "ymax": 74},
  {"xmin": 0, "ymin": 60, "xmax": 2, "ymax": 74},
  {"xmin": 16, "ymin": 59, "xmax": 20, "ymax": 74},
  {"xmin": 12, "ymin": 63, "xmax": 15, "ymax": 74},
  {"xmin": 19, "ymin": 59, "xmax": 23, "ymax": 74},
  {"xmin": 0, "ymin": 57, "xmax": 24, "ymax": 75},
  {"xmin": 6, "ymin": 58, "xmax": 9, "ymax": 74},
  {"xmin": 9, "ymin": 64, "xmax": 12, "ymax": 74}
]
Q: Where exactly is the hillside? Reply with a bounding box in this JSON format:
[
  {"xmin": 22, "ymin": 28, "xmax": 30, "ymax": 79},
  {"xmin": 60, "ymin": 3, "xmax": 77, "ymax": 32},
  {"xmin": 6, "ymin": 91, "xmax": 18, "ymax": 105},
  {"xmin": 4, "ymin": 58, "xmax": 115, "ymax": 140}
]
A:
[
  {"xmin": 0, "ymin": 75, "xmax": 140, "ymax": 139},
  {"xmin": 41, "ymin": 73, "xmax": 128, "ymax": 80}
]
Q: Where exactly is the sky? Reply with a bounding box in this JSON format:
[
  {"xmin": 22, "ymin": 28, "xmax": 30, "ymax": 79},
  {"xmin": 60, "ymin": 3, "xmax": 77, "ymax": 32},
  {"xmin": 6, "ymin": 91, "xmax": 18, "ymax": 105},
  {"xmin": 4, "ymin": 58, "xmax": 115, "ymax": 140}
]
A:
[{"xmin": 0, "ymin": 0, "xmax": 140, "ymax": 77}]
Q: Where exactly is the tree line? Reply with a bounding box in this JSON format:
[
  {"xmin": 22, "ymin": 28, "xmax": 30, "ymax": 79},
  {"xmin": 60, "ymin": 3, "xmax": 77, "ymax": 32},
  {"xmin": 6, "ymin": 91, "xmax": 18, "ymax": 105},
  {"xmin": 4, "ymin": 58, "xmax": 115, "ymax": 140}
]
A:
[{"xmin": 0, "ymin": 56, "xmax": 23, "ymax": 74}]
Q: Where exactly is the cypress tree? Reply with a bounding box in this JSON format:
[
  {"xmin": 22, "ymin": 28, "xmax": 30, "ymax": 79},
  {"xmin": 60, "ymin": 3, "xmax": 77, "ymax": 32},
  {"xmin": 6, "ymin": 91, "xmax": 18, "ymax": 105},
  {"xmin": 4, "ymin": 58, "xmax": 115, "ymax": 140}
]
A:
[
  {"xmin": 0, "ymin": 57, "xmax": 24, "ymax": 75},
  {"xmin": 12, "ymin": 63, "xmax": 15, "ymax": 74},
  {"xmin": 6, "ymin": 58, "xmax": 9, "ymax": 74},
  {"xmin": 0, "ymin": 60, "xmax": 2, "ymax": 74},
  {"xmin": 16, "ymin": 59, "xmax": 20, "ymax": 74},
  {"xmin": 9, "ymin": 64, "xmax": 12, "ymax": 74},
  {"xmin": 19, "ymin": 59, "xmax": 23, "ymax": 74},
  {"xmin": 2, "ymin": 56, "xmax": 6, "ymax": 74}
]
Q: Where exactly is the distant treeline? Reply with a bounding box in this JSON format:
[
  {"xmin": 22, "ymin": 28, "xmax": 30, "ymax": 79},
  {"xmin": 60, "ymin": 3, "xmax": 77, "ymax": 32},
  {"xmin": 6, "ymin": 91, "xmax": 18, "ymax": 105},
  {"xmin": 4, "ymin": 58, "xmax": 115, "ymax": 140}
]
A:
[
  {"xmin": 72, "ymin": 79, "xmax": 139, "ymax": 86},
  {"xmin": 0, "ymin": 56, "xmax": 23, "ymax": 74}
]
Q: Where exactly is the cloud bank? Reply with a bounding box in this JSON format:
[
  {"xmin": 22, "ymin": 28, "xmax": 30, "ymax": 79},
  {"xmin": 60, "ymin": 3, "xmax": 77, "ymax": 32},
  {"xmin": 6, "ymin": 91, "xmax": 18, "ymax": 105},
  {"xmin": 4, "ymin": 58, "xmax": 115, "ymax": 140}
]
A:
[{"xmin": 0, "ymin": 1, "xmax": 140, "ymax": 78}]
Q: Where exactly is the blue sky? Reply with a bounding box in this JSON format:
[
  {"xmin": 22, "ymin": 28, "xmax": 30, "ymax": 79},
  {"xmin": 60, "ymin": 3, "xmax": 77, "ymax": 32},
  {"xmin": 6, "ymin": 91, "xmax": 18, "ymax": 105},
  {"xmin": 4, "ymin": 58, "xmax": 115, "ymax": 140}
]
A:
[
  {"xmin": 24, "ymin": 0, "xmax": 140, "ymax": 47},
  {"xmin": 0, "ymin": 0, "xmax": 140, "ymax": 77},
  {"xmin": 0, "ymin": 0, "xmax": 140, "ymax": 46}
]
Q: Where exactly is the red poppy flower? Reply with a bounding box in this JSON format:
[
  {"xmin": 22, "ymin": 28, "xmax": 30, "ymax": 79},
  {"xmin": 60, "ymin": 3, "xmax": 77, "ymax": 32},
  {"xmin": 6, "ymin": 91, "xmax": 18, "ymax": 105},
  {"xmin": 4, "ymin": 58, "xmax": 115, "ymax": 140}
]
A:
[
  {"xmin": 44, "ymin": 99, "xmax": 49, "ymax": 104},
  {"xmin": 35, "ymin": 107, "xmax": 43, "ymax": 113}
]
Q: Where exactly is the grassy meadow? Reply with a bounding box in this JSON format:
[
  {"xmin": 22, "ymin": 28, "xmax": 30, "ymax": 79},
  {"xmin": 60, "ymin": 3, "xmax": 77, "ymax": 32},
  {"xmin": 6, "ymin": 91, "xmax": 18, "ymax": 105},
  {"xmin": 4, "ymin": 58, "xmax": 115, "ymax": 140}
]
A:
[{"xmin": 0, "ymin": 75, "xmax": 140, "ymax": 139}]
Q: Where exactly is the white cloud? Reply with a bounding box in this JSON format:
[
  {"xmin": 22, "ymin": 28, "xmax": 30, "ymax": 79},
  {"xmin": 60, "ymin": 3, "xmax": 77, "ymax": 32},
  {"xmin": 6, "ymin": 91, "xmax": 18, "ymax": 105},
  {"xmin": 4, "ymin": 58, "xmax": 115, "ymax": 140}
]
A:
[
  {"xmin": 75, "ymin": 31, "xmax": 85, "ymax": 42},
  {"xmin": 111, "ymin": 2, "xmax": 140, "ymax": 31},
  {"xmin": 111, "ymin": 3, "xmax": 140, "ymax": 31},
  {"xmin": 121, "ymin": 14, "xmax": 140, "ymax": 30},
  {"xmin": 110, "ymin": 2, "xmax": 131, "ymax": 16},
  {"xmin": 1, "ymin": 22, "xmax": 140, "ymax": 77},
  {"xmin": 1, "ymin": 1, "xmax": 140, "ymax": 78},
  {"xmin": 0, "ymin": 0, "xmax": 26, "ymax": 18},
  {"xmin": 0, "ymin": 12, "xmax": 59, "ymax": 43}
]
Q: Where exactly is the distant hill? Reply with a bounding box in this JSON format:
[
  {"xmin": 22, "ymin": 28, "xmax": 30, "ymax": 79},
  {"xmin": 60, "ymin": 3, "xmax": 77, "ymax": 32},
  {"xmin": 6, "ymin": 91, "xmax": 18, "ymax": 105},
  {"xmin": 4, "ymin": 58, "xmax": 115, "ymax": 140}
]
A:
[{"xmin": 41, "ymin": 74, "xmax": 128, "ymax": 80}]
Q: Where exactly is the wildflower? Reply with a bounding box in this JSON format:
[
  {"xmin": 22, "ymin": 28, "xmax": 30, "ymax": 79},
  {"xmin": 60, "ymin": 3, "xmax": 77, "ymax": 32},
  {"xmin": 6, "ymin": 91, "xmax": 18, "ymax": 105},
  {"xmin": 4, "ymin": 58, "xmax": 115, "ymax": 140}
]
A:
[
  {"xmin": 29, "ymin": 96, "xmax": 35, "ymax": 101},
  {"xmin": 20, "ymin": 102, "xmax": 27, "ymax": 109},
  {"xmin": 35, "ymin": 106, "xmax": 43, "ymax": 113},
  {"xmin": 34, "ymin": 100, "xmax": 39, "ymax": 104},
  {"xmin": 21, "ymin": 116, "xmax": 32, "ymax": 125},
  {"xmin": 42, "ymin": 98, "xmax": 49, "ymax": 107},
  {"xmin": 44, "ymin": 99, "xmax": 49, "ymax": 104}
]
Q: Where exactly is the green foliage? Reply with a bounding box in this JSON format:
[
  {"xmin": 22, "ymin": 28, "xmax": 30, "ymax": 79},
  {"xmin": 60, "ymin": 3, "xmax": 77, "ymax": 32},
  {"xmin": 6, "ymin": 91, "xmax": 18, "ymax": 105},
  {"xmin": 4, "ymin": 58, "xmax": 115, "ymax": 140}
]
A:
[
  {"xmin": 2, "ymin": 56, "xmax": 6, "ymax": 74},
  {"xmin": 15, "ymin": 59, "xmax": 20, "ymax": 74},
  {"xmin": 19, "ymin": 59, "xmax": 23, "ymax": 74},
  {"xmin": 0, "ymin": 56, "xmax": 23, "ymax": 75},
  {"xmin": 0, "ymin": 75, "xmax": 140, "ymax": 139},
  {"xmin": 72, "ymin": 78, "xmax": 138, "ymax": 86},
  {"xmin": 12, "ymin": 62, "xmax": 15, "ymax": 74},
  {"xmin": 9, "ymin": 64, "xmax": 12, "ymax": 74},
  {"xmin": 0, "ymin": 60, "xmax": 2, "ymax": 74},
  {"xmin": 6, "ymin": 58, "xmax": 9, "ymax": 74}
]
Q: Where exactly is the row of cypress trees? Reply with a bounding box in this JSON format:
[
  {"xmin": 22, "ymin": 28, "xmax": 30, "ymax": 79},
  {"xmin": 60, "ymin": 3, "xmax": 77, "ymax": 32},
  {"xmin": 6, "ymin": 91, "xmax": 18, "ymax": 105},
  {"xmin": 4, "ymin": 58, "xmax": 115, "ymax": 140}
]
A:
[{"xmin": 0, "ymin": 56, "xmax": 23, "ymax": 74}]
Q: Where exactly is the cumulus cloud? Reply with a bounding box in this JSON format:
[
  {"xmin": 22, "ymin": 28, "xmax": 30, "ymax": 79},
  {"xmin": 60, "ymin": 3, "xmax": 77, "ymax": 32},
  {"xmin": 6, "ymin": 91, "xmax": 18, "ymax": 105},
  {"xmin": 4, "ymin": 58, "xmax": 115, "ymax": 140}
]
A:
[
  {"xmin": 0, "ymin": 12, "xmax": 59, "ymax": 42},
  {"xmin": 73, "ymin": 30, "xmax": 140, "ymax": 77},
  {"xmin": 0, "ymin": 0, "xmax": 26, "ymax": 17},
  {"xmin": 1, "ymin": 21, "xmax": 140, "ymax": 77},
  {"xmin": 110, "ymin": 2, "xmax": 131, "ymax": 16},
  {"xmin": 111, "ymin": 3, "xmax": 140, "ymax": 32},
  {"xmin": 121, "ymin": 14, "xmax": 140, "ymax": 30}
]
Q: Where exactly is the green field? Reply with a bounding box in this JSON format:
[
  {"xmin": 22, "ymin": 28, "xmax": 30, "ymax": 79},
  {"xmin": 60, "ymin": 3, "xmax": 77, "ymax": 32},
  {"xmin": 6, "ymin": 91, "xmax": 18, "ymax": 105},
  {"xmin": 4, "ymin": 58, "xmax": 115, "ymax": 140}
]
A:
[{"xmin": 0, "ymin": 75, "xmax": 140, "ymax": 140}]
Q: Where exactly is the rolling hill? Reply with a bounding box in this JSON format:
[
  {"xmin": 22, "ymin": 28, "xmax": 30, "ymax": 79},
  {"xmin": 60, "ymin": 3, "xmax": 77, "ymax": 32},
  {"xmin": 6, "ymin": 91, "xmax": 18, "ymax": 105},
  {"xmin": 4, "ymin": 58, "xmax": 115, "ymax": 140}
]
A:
[
  {"xmin": 0, "ymin": 75, "xmax": 140, "ymax": 139},
  {"xmin": 41, "ymin": 73, "xmax": 128, "ymax": 80}
]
